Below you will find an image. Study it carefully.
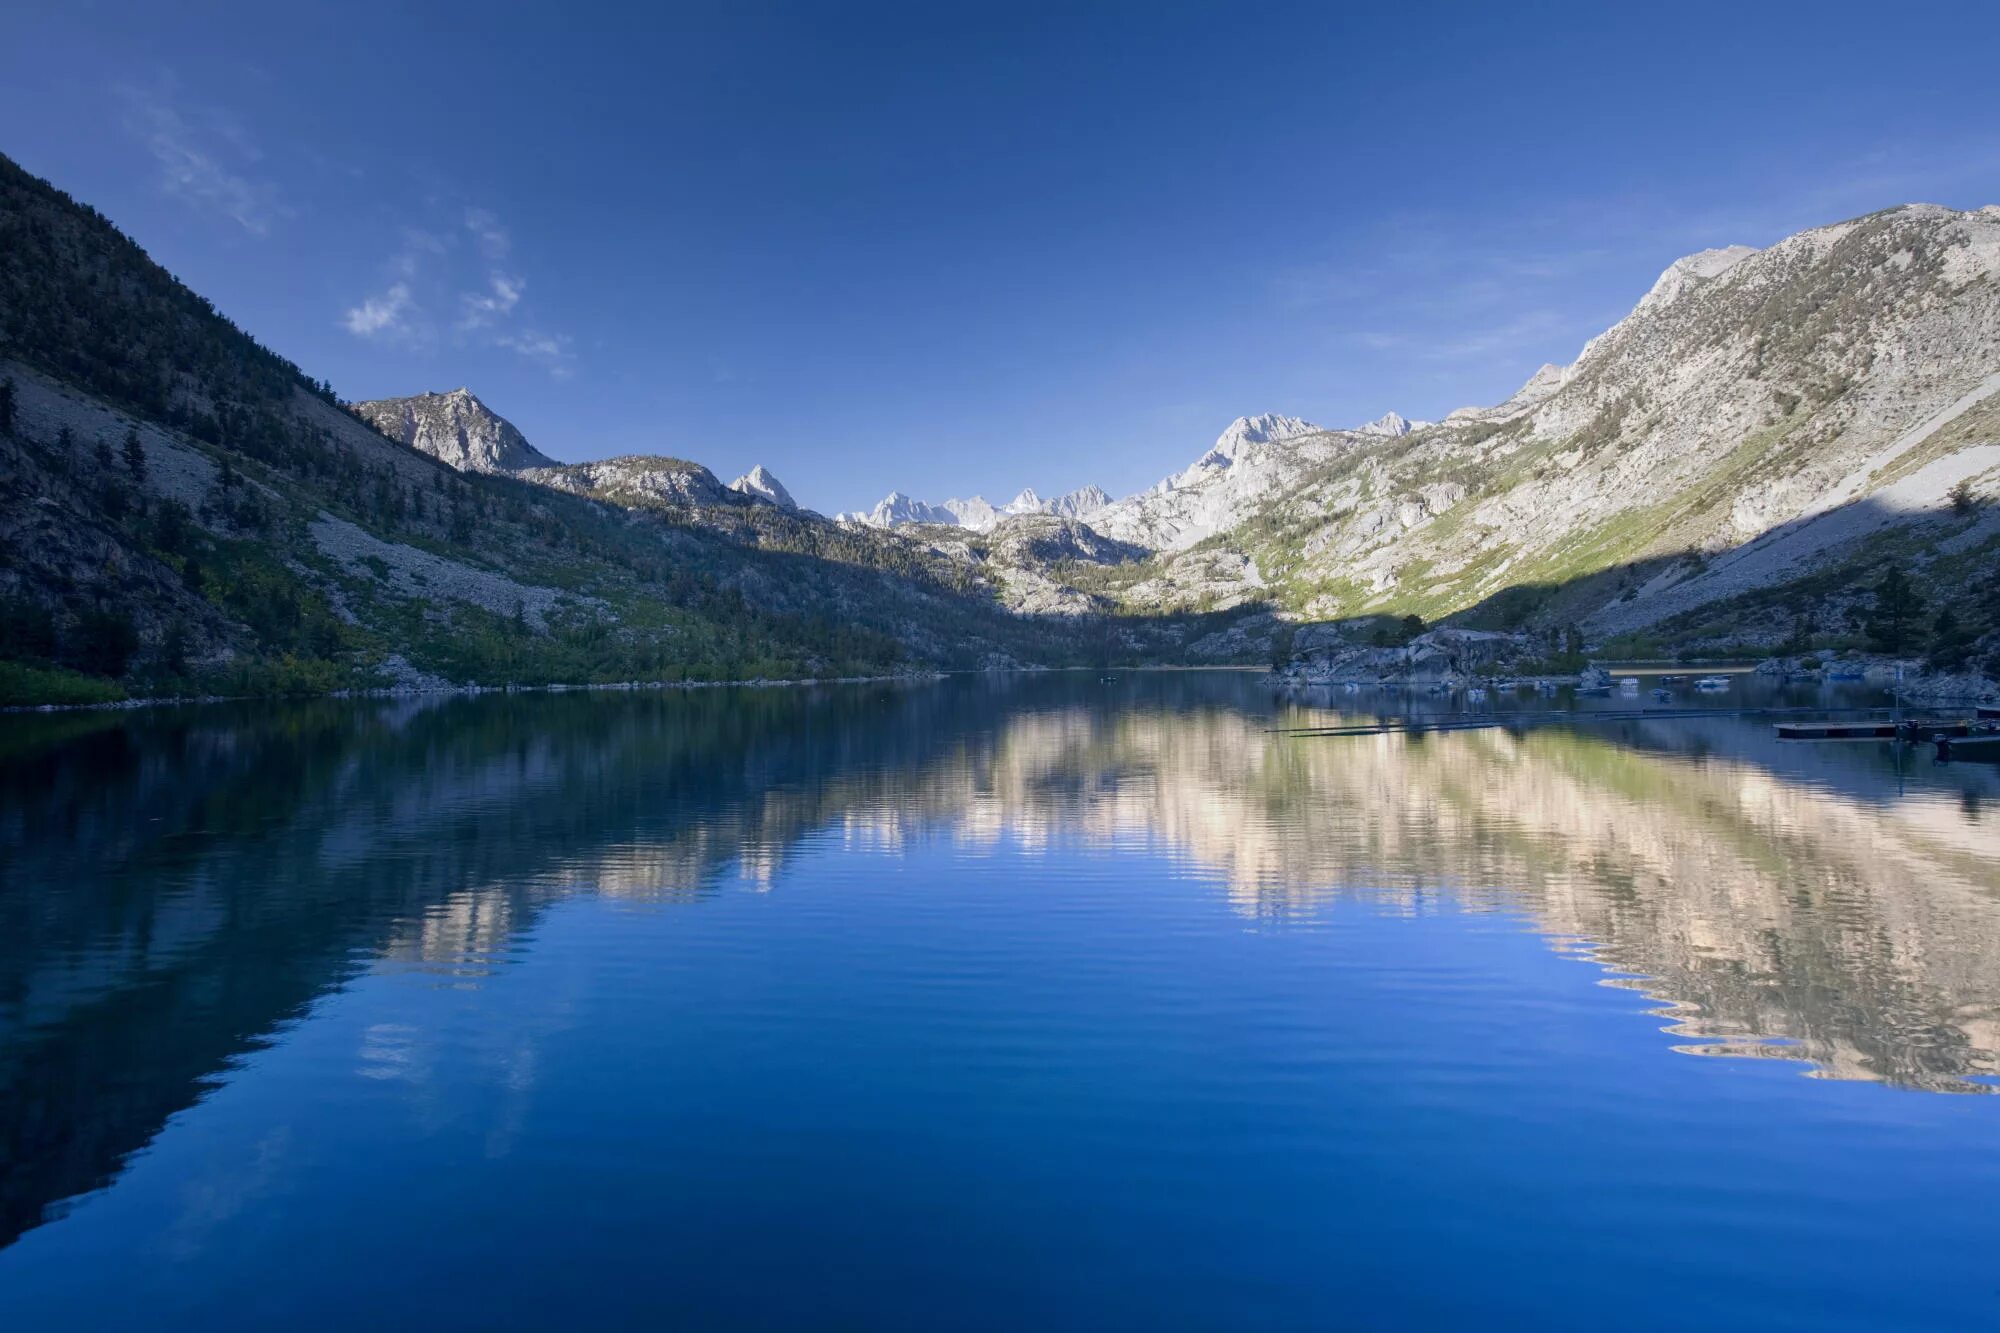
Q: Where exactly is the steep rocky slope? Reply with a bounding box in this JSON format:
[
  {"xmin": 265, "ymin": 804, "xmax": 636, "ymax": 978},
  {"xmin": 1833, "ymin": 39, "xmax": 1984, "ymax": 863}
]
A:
[
  {"xmin": 0, "ymin": 153, "xmax": 1255, "ymax": 703},
  {"xmin": 1124, "ymin": 204, "xmax": 2000, "ymax": 654}
]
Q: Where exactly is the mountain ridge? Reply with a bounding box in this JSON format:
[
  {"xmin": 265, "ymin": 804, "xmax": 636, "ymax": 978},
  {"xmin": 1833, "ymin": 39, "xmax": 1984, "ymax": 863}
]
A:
[{"xmin": 5, "ymin": 140, "xmax": 1998, "ymax": 704}]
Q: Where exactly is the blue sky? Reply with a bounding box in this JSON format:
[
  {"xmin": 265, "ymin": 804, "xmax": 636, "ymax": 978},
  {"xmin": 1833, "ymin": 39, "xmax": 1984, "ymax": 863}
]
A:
[{"xmin": 5, "ymin": 2, "xmax": 2000, "ymax": 515}]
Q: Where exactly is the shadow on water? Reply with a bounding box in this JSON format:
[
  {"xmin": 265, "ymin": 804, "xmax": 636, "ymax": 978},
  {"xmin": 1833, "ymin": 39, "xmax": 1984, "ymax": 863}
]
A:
[{"xmin": 1, "ymin": 669, "xmax": 1998, "ymax": 1249}]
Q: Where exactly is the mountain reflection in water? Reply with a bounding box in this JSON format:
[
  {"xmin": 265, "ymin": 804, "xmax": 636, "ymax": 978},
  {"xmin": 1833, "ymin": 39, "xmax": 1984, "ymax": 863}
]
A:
[{"xmin": 2, "ymin": 671, "xmax": 1997, "ymax": 1260}]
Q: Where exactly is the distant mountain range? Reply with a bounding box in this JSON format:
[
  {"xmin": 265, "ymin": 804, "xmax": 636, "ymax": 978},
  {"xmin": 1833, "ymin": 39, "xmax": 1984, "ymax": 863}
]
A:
[
  {"xmin": 2, "ymin": 142, "xmax": 1996, "ymax": 704},
  {"xmin": 835, "ymin": 483, "xmax": 1114, "ymax": 532}
]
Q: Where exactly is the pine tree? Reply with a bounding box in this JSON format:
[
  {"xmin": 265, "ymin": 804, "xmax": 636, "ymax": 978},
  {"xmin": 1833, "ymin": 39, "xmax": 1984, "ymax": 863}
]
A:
[
  {"xmin": 123, "ymin": 426, "xmax": 147, "ymax": 481},
  {"xmin": 94, "ymin": 434, "xmax": 113, "ymax": 469},
  {"xmin": 1928, "ymin": 606, "xmax": 1974, "ymax": 672},
  {"xmin": 0, "ymin": 377, "xmax": 14, "ymax": 436},
  {"xmin": 1863, "ymin": 565, "xmax": 1924, "ymax": 654},
  {"xmin": 159, "ymin": 620, "xmax": 190, "ymax": 675}
]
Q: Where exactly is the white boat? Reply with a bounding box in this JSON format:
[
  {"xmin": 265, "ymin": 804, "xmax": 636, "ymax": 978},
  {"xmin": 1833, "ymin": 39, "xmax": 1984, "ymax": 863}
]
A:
[
  {"xmin": 1695, "ymin": 675, "xmax": 1730, "ymax": 691},
  {"xmin": 1466, "ymin": 686, "xmax": 1489, "ymax": 703},
  {"xmin": 1619, "ymin": 677, "xmax": 1640, "ymax": 692}
]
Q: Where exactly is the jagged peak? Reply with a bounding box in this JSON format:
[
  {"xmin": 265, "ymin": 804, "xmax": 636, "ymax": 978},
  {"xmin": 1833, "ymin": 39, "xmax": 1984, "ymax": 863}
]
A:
[
  {"xmin": 1357, "ymin": 411, "xmax": 1413, "ymax": 438},
  {"xmin": 1215, "ymin": 413, "xmax": 1320, "ymax": 451},
  {"xmin": 729, "ymin": 464, "xmax": 797, "ymax": 511}
]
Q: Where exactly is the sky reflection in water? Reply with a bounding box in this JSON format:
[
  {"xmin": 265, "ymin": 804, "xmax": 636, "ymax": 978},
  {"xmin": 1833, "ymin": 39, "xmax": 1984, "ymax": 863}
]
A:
[{"xmin": 1, "ymin": 673, "xmax": 1997, "ymax": 1331}]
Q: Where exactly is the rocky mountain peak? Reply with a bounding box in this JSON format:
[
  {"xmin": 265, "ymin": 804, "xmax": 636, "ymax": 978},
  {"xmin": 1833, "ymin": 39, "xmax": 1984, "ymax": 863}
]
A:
[
  {"xmin": 840, "ymin": 480, "xmax": 1112, "ymax": 532},
  {"xmin": 1634, "ymin": 243, "xmax": 1760, "ymax": 316},
  {"xmin": 354, "ymin": 388, "xmax": 555, "ymax": 474},
  {"xmin": 1214, "ymin": 413, "xmax": 1321, "ymax": 454},
  {"xmin": 1358, "ymin": 411, "xmax": 1414, "ymax": 437},
  {"xmin": 1047, "ymin": 484, "xmax": 1113, "ymax": 521},
  {"xmin": 729, "ymin": 464, "xmax": 798, "ymax": 510}
]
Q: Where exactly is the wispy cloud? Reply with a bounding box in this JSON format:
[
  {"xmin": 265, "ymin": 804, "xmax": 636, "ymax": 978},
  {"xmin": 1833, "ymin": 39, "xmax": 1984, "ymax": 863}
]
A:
[
  {"xmin": 498, "ymin": 329, "xmax": 576, "ymax": 378},
  {"xmin": 341, "ymin": 203, "xmax": 573, "ymax": 375},
  {"xmin": 464, "ymin": 208, "xmax": 510, "ymax": 260},
  {"xmin": 120, "ymin": 82, "xmax": 283, "ymax": 235},
  {"xmin": 1352, "ymin": 309, "xmax": 1575, "ymax": 362},
  {"xmin": 343, "ymin": 283, "xmax": 416, "ymax": 339},
  {"xmin": 458, "ymin": 272, "xmax": 524, "ymax": 330}
]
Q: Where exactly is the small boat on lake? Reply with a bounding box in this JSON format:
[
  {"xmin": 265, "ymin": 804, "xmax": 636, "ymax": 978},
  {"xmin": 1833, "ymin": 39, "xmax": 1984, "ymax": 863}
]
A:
[
  {"xmin": 1466, "ymin": 686, "xmax": 1488, "ymax": 703},
  {"xmin": 1650, "ymin": 687, "xmax": 1673, "ymax": 702},
  {"xmin": 1696, "ymin": 675, "xmax": 1730, "ymax": 691}
]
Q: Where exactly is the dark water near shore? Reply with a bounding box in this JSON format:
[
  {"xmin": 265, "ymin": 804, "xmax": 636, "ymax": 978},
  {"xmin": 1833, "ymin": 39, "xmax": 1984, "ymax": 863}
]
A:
[{"xmin": 3, "ymin": 672, "xmax": 1998, "ymax": 1330}]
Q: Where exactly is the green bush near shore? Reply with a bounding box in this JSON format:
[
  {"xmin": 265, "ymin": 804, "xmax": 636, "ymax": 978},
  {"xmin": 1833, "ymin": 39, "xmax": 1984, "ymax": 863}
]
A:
[{"xmin": 0, "ymin": 661, "xmax": 128, "ymax": 708}]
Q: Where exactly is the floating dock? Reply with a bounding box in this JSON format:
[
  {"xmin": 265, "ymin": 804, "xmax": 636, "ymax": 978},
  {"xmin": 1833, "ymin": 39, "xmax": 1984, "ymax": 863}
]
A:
[
  {"xmin": 1775, "ymin": 718, "xmax": 1973, "ymax": 741},
  {"xmin": 1775, "ymin": 720, "xmax": 1901, "ymax": 739},
  {"xmin": 1938, "ymin": 732, "xmax": 2000, "ymax": 758}
]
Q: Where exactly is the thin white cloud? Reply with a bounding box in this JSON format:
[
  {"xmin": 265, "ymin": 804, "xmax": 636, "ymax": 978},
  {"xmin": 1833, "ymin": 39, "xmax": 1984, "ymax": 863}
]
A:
[
  {"xmin": 120, "ymin": 83, "xmax": 283, "ymax": 235},
  {"xmin": 343, "ymin": 204, "xmax": 572, "ymax": 372},
  {"xmin": 499, "ymin": 329, "xmax": 576, "ymax": 378},
  {"xmin": 1351, "ymin": 309, "xmax": 1580, "ymax": 362},
  {"xmin": 464, "ymin": 208, "xmax": 510, "ymax": 259},
  {"xmin": 343, "ymin": 283, "xmax": 415, "ymax": 338},
  {"xmin": 394, "ymin": 227, "xmax": 452, "ymax": 276},
  {"xmin": 458, "ymin": 272, "xmax": 525, "ymax": 330}
]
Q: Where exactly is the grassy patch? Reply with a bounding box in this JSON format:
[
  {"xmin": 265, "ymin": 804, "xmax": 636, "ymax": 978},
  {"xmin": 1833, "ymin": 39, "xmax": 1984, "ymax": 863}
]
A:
[{"xmin": 0, "ymin": 660, "xmax": 128, "ymax": 707}]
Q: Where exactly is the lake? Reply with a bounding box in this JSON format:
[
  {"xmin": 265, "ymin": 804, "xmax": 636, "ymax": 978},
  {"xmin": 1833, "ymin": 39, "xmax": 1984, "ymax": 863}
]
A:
[{"xmin": 2, "ymin": 672, "xmax": 1997, "ymax": 1330}]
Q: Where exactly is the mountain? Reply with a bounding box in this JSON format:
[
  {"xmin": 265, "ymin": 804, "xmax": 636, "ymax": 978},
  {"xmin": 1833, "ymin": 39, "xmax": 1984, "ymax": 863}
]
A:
[
  {"xmin": 1357, "ymin": 411, "xmax": 1418, "ymax": 437},
  {"xmin": 352, "ymin": 390, "xmax": 808, "ymax": 516},
  {"xmin": 842, "ymin": 482, "xmax": 1113, "ymax": 531},
  {"xmin": 354, "ymin": 388, "xmax": 555, "ymax": 472},
  {"xmin": 1135, "ymin": 203, "xmax": 2000, "ymax": 660},
  {"xmin": 1047, "ymin": 484, "xmax": 1112, "ymax": 520},
  {"xmin": 5, "ymin": 139, "xmax": 1994, "ymax": 703},
  {"xmin": 1088, "ymin": 412, "xmax": 1338, "ymax": 551},
  {"xmin": 729, "ymin": 465, "xmax": 797, "ymax": 510},
  {"xmin": 0, "ymin": 152, "xmax": 1248, "ymax": 706}
]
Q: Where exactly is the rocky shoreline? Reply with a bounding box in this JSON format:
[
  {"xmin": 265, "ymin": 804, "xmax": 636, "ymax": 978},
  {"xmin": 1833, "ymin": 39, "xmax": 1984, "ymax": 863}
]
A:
[
  {"xmin": 1272, "ymin": 625, "xmax": 2000, "ymax": 705},
  {"xmin": 0, "ymin": 670, "xmax": 948, "ymax": 717}
]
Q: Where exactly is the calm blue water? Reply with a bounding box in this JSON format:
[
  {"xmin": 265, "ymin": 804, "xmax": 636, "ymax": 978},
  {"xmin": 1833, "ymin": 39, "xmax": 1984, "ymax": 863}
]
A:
[{"xmin": 2, "ymin": 673, "xmax": 1998, "ymax": 1330}]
